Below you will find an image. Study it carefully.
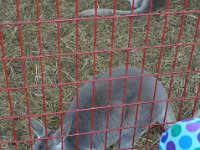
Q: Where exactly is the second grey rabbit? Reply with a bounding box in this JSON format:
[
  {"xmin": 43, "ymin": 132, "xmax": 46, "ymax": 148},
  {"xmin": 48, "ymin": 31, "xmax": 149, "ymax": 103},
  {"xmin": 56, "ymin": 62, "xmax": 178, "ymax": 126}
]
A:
[
  {"xmin": 30, "ymin": 66, "xmax": 176, "ymax": 150},
  {"xmin": 78, "ymin": 0, "xmax": 165, "ymax": 17}
]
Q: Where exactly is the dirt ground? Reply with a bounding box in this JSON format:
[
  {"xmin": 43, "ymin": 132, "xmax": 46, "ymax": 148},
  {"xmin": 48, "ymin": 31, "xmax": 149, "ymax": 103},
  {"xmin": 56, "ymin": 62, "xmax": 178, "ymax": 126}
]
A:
[{"xmin": 0, "ymin": 0, "xmax": 200, "ymax": 149}]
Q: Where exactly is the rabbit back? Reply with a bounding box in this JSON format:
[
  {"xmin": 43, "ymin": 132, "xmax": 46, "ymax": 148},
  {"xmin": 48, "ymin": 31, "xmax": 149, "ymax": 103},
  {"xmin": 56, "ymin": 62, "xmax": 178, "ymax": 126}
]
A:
[{"xmin": 64, "ymin": 66, "xmax": 175, "ymax": 149}]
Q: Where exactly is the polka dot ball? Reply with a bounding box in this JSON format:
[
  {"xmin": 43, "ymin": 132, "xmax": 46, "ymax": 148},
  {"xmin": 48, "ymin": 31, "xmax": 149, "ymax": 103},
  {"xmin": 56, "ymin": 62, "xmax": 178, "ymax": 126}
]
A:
[{"xmin": 159, "ymin": 118, "xmax": 200, "ymax": 150}]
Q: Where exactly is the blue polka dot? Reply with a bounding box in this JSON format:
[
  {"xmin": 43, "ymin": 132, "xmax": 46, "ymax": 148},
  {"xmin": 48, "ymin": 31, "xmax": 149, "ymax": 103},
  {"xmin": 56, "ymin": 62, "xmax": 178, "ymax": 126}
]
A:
[
  {"xmin": 159, "ymin": 146, "xmax": 163, "ymax": 150},
  {"xmin": 179, "ymin": 136, "xmax": 192, "ymax": 149},
  {"xmin": 161, "ymin": 131, "xmax": 168, "ymax": 143}
]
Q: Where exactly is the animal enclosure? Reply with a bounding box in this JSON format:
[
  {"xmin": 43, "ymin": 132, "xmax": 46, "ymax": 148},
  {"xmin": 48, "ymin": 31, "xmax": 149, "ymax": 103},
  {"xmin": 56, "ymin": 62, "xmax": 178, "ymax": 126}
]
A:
[{"xmin": 0, "ymin": 0, "xmax": 200, "ymax": 149}]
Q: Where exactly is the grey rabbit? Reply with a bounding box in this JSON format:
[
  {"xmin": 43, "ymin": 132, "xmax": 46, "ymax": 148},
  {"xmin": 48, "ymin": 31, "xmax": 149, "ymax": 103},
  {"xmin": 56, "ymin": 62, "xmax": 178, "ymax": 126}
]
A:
[
  {"xmin": 78, "ymin": 0, "xmax": 165, "ymax": 17},
  {"xmin": 30, "ymin": 66, "xmax": 176, "ymax": 150}
]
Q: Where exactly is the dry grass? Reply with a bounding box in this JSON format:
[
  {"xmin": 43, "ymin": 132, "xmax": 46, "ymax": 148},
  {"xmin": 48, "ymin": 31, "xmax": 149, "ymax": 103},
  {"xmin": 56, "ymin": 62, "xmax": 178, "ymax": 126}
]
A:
[{"xmin": 0, "ymin": 0, "xmax": 200, "ymax": 149}]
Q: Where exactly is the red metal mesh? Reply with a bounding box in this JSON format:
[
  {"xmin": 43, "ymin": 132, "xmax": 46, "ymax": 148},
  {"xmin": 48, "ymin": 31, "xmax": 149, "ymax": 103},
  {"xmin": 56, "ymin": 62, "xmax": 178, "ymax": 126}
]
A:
[{"xmin": 0, "ymin": 0, "xmax": 200, "ymax": 150}]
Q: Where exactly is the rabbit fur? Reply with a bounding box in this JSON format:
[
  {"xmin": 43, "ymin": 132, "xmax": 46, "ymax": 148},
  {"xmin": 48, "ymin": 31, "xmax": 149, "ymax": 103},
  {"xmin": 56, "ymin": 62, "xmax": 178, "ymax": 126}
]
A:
[
  {"xmin": 30, "ymin": 66, "xmax": 176, "ymax": 150},
  {"xmin": 78, "ymin": 0, "xmax": 165, "ymax": 17}
]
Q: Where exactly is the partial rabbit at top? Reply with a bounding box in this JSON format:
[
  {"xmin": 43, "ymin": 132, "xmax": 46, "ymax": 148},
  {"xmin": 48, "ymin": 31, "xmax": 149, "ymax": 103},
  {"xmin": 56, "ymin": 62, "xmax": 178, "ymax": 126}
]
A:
[
  {"xmin": 78, "ymin": 0, "xmax": 165, "ymax": 17},
  {"xmin": 30, "ymin": 66, "xmax": 176, "ymax": 150}
]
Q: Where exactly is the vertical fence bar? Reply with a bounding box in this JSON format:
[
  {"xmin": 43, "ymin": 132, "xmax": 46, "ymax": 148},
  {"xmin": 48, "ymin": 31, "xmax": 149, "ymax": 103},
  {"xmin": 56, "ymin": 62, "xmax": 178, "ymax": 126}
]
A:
[
  {"xmin": 117, "ymin": 51, "xmax": 130, "ymax": 149},
  {"xmin": 0, "ymin": 27, "xmax": 18, "ymax": 150},
  {"xmin": 75, "ymin": 0, "xmax": 79, "ymax": 149},
  {"xmin": 15, "ymin": 0, "xmax": 33, "ymax": 149},
  {"xmin": 131, "ymin": 0, "xmax": 154, "ymax": 148},
  {"xmin": 55, "ymin": 0, "xmax": 66, "ymax": 149},
  {"xmin": 167, "ymin": 0, "xmax": 188, "ymax": 120},
  {"xmin": 142, "ymin": 0, "xmax": 158, "ymax": 148},
  {"xmin": 117, "ymin": 0, "xmax": 136, "ymax": 148},
  {"xmin": 0, "ymin": 30, "xmax": 3, "ymax": 150},
  {"xmin": 90, "ymin": 0, "xmax": 98, "ymax": 148},
  {"xmin": 35, "ymin": 1, "xmax": 49, "ymax": 150},
  {"xmin": 177, "ymin": 15, "xmax": 200, "ymax": 118},
  {"xmin": 161, "ymin": 0, "xmax": 174, "ymax": 130},
  {"xmin": 103, "ymin": 0, "xmax": 117, "ymax": 148}
]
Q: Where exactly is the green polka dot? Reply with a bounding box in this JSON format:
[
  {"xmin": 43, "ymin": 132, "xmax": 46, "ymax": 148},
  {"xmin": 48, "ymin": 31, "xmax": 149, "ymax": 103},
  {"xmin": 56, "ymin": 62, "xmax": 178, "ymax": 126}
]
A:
[
  {"xmin": 171, "ymin": 124, "xmax": 182, "ymax": 137},
  {"xmin": 194, "ymin": 148, "xmax": 200, "ymax": 150}
]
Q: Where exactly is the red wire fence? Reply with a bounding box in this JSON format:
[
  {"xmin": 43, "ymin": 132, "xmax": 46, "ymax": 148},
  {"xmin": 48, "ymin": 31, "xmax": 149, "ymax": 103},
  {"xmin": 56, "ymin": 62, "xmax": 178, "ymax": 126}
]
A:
[{"xmin": 0, "ymin": 0, "xmax": 200, "ymax": 149}]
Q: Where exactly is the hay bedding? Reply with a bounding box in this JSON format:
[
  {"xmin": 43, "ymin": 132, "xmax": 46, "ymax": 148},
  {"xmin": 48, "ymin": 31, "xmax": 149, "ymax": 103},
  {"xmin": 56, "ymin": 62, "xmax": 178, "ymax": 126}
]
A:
[{"xmin": 0, "ymin": 0, "xmax": 199, "ymax": 149}]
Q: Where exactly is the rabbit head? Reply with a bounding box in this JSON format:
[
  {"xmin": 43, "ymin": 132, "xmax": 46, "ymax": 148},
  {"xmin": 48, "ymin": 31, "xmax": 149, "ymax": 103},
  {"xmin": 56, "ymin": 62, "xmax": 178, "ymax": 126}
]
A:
[{"xmin": 30, "ymin": 118, "xmax": 72, "ymax": 150}]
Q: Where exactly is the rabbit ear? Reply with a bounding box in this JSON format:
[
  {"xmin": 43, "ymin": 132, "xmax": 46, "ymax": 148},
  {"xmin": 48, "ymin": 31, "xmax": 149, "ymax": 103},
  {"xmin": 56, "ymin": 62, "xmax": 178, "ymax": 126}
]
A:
[
  {"xmin": 53, "ymin": 118, "xmax": 72, "ymax": 143},
  {"xmin": 194, "ymin": 109, "xmax": 200, "ymax": 118},
  {"xmin": 30, "ymin": 118, "xmax": 47, "ymax": 138}
]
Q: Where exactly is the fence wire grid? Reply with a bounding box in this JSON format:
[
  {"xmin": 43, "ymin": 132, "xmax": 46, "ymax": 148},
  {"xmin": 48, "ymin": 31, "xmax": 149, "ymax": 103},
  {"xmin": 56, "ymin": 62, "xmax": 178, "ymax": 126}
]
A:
[{"xmin": 0, "ymin": 0, "xmax": 200, "ymax": 150}]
